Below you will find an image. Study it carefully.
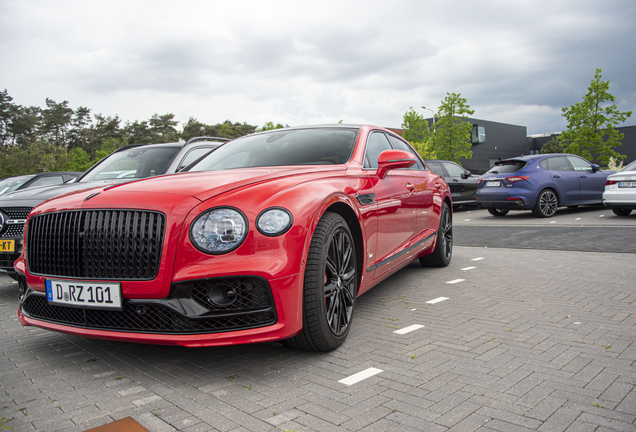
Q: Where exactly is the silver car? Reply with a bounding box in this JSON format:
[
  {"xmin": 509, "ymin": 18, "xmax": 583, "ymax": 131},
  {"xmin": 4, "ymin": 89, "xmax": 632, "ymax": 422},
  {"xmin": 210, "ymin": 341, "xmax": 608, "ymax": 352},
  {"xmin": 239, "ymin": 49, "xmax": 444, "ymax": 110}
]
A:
[{"xmin": 603, "ymin": 160, "xmax": 636, "ymax": 216}]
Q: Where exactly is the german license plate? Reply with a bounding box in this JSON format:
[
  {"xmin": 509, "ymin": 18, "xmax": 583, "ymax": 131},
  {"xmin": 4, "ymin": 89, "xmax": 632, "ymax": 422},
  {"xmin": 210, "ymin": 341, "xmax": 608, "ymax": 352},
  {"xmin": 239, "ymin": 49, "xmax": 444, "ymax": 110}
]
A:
[
  {"xmin": 486, "ymin": 181, "xmax": 501, "ymax": 187},
  {"xmin": 45, "ymin": 280, "xmax": 122, "ymax": 310},
  {"xmin": 0, "ymin": 240, "xmax": 14, "ymax": 253},
  {"xmin": 618, "ymin": 181, "xmax": 635, "ymax": 188}
]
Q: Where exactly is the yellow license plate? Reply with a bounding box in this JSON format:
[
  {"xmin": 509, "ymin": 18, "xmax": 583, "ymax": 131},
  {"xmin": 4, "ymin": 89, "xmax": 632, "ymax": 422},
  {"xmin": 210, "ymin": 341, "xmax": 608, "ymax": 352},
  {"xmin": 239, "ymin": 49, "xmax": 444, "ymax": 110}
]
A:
[{"xmin": 0, "ymin": 240, "xmax": 15, "ymax": 252}]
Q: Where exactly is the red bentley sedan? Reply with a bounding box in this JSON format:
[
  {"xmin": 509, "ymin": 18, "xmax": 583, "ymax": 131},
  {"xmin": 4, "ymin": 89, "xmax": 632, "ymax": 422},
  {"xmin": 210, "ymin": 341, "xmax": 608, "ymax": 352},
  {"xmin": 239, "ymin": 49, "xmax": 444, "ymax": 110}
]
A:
[{"xmin": 16, "ymin": 125, "xmax": 452, "ymax": 351}]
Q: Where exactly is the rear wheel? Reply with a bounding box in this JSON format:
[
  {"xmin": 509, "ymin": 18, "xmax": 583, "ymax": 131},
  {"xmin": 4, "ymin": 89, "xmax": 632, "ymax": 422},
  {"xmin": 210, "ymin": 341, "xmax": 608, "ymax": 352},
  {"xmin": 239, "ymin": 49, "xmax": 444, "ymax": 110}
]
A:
[
  {"xmin": 420, "ymin": 202, "xmax": 452, "ymax": 267},
  {"xmin": 286, "ymin": 212, "xmax": 357, "ymax": 351},
  {"xmin": 532, "ymin": 189, "xmax": 558, "ymax": 218},
  {"xmin": 487, "ymin": 208, "xmax": 509, "ymax": 217},
  {"xmin": 612, "ymin": 208, "xmax": 632, "ymax": 216}
]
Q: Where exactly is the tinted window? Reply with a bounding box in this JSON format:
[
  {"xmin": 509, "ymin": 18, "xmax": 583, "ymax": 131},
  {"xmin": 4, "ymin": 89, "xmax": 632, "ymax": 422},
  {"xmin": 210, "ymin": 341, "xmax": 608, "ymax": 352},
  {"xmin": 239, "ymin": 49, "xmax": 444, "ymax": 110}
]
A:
[
  {"xmin": 567, "ymin": 156, "xmax": 593, "ymax": 171},
  {"xmin": 544, "ymin": 156, "xmax": 571, "ymax": 171},
  {"xmin": 486, "ymin": 161, "xmax": 527, "ymax": 174},
  {"xmin": 188, "ymin": 128, "xmax": 357, "ymax": 171},
  {"xmin": 427, "ymin": 162, "xmax": 445, "ymax": 176},
  {"xmin": 81, "ymin": 146, "xmax": 181, "ymax": 182},
  {"xmin": 29, "ymin": 176, "xmax": 65, "ymax": 188},
  {"xmin": 363, "ymin": 132, "xmax": 392, "ymax": 169},
  {"xmin": 387, "ymin": 135, "xmax": 426, "ymax": 170},
  {"xmin": 178, "ymin": 146, "xmax": 217, "ymax": 169},
  {"xmin": 443, "ymin": 162, "xmax": 466, "ymax": 177},
  {"xmin": 0, "ymin": 175, "xmax": 35, "ymax": 195}
]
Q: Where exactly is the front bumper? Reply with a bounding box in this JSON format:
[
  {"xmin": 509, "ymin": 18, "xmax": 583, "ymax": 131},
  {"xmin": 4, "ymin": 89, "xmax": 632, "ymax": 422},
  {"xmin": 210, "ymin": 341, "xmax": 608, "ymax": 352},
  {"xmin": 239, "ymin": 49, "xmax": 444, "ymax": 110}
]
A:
[{"xmin": 18, "ymin": 273, "xmax": 302, "ymax": 347}]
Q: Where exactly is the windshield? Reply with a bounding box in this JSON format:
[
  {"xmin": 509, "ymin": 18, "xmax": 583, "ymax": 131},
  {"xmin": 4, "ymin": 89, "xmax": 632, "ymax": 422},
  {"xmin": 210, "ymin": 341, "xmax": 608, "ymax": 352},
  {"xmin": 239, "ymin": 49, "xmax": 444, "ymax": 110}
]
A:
[
  {"xmin": 80, "ymin": 146, "xmax": 181, "ymax": 182},
  {"xmin": 622, "ymin": 161, "xmax": 636, "ymax": 172},
  {"xmin": 0, "ymin": 175, "xmax": 36, "ymax": 195},
  {"xmin": 186, "ymin": 128, "xmax": 357, "ymax": 172},
  {"xmin": 486, "ymin": 161, "xmax": 527, "ymax": 174}
]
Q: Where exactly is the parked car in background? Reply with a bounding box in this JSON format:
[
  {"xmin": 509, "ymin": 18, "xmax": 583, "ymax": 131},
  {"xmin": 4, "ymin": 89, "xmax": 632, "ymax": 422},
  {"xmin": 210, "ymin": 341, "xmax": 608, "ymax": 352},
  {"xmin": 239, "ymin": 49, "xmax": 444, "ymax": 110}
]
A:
[
  {"xmin": 603, "ymin": 160, "xmax": 636, "ymax": 216},
  {"xmin": 0, "ymin": 137, "xmax": 228, "ymax": 279},
  {"xmin": 0, "ymin": 172, "xmax": 82, "ymax": 196},
  {"xmin": 16, "ymin": 124, "xmax": 453, "ymax": 351},
  {"xmin": 425, "ymin": 160, "xmax": 478, "ymax": 209},
  {"xmin": 476, "ymin": 153, "xmax": 609, "ymax": 218}
]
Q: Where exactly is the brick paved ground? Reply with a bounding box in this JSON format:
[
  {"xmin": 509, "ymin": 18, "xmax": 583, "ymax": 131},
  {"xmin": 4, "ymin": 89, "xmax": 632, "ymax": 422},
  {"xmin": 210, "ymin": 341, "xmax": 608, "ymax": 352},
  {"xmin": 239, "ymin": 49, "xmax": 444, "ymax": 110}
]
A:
[{"xmin": 1, "ymin": 246, "xmax": 635, "ymax": 431}]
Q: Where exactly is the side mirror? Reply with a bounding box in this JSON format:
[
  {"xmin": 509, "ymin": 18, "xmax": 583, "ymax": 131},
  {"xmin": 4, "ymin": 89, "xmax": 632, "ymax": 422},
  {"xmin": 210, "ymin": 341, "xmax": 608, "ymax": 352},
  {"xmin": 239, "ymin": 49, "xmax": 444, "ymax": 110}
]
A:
[
  {"xmin": 591, "ymin": 164, "xmax": 600, "ymax": 172},
  {"xmin": 377, "ymin": 150, "xmax": 416, "ymax": 179},
  {"xmin": 461, "ymin": 171, "xmax": 471, "ymax": 179}
]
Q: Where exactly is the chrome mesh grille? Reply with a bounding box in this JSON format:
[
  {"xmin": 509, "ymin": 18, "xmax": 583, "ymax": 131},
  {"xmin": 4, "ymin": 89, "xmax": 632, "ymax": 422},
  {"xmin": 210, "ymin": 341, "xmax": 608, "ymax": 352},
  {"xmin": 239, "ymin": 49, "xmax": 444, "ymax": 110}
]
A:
[{"xmin": 27, "ymin": 210, "xmax": 165, "ymax": 280}]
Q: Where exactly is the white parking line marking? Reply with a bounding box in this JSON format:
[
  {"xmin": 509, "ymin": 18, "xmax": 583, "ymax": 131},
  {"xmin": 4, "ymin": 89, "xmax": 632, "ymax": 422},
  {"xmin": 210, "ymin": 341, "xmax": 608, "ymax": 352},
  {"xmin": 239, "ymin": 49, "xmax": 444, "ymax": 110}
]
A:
[
  {"xmin": 394, "ymin": 324, "xmax": 424, "ymax": 334},
  {"xmin": 427, "ymin": 297, "xmax": 450, "ymax": 304},
  {"xmin": 411, "ymin": 308, "xmax": 417, "ymax": 311},
  {"xmin": 472, "ymin": 257, "xmax": 485, "ymax": 261},
  {"xmin": 599, "ymin": 215, "xmax": 605, "ymax": 217},
  {"xmin": 575, "ymin": 218, "xmax": 581, "ymax": 220},
  {"xmin": 446, "ymin": 279, "xmax": 465, "ymax": 284},
  {"xmin": 464, "ymin": 219, "xmax": 470, "ymax": 221},
  {"xmin": 461, "ymin": 266, "xmax": 476, "ymax": 271},
  {"xmin": 550, "ymin": 221, "xmax": 556, "ymax": 224},
  {"xmin": 339, "ymin": 367, "xmax": 383, "ymax": 385}
]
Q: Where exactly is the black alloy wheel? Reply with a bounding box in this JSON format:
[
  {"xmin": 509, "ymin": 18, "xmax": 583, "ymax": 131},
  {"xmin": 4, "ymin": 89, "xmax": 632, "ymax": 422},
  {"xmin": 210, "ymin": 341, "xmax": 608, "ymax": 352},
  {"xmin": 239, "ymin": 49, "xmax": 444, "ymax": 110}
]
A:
[
  {"xmin": 487, "ymin": 208, "xmax": 509, "ymax": 217},
  {"xmin": 532, "ymin": 189, "xmax": 558, "ymax": 218},
  {"xmin": 612, "ymin": 208, "xmax": 632, "ymax": 216},
  {"xmin": 287, "ymin": 212, "xmax": 357, "ymax": 351},
  {"xmin": 420, "ymin": 202, "xmax": 453, "ymax": 267}
]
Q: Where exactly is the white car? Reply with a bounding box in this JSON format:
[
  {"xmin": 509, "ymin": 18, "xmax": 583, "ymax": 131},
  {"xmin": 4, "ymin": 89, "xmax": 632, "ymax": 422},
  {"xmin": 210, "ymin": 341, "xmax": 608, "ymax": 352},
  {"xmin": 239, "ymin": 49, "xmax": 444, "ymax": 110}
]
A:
[{"xmin": 603, "ymin": 160, "xmax": 636, "ymax": 216}]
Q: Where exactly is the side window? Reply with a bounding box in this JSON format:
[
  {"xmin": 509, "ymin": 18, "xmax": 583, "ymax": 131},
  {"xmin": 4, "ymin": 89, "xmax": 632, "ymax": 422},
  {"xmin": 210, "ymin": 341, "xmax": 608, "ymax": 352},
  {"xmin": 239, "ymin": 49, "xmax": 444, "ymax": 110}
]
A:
[
  {"xmin": 539, "ymin": 159, "xmax": 549, "ymax": 169},
  {"xmin": 363, "ymin": 132, "xmax": 392, "ymax": 169},
  {"xmin": 547, "ymin": 156, "xmax": 572, "ymax": 171},
  {"xmin": 387, "ymin": 135, "xmax": 426, "ymax": 170},
  {"xmin": 443, "ymin": 162, "xmax": 466, "ymax": 177},
  {"xmin": 179, "ymin": 147, "xmax": 215, "ymax": 170},
  {"xmin": 426, "ymin": 162, "xmax": 446, "ymax": 176},
  {"xmin": 28, "ymin": 176, "xmax": 64, "ymax": 188},
  {"xmin": 567, "ymin": 156, "xmax": 593, "ymax": 171}
]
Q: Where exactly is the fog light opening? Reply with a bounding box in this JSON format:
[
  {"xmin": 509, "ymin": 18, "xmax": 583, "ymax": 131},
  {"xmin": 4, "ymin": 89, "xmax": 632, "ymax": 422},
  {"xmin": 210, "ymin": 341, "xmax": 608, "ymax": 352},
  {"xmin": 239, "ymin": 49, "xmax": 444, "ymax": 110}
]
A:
[{"xmin": 207, "ymin": 284, "xmax": 238, "ymax": 307}]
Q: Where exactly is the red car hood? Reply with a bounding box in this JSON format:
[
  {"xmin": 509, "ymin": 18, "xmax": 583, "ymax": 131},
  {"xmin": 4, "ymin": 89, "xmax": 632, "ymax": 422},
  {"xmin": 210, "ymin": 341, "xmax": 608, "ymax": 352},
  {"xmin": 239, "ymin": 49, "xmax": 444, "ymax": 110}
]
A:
[{"xmin": 33, "ymin": 166, "xmax": 347, "ymax": 213}]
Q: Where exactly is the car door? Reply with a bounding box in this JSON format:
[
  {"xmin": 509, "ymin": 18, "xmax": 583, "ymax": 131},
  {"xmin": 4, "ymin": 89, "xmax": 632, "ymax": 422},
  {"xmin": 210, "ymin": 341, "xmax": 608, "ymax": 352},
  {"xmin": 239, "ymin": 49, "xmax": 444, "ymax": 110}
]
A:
[
  {"xmin": 566, "ymin": 155, "xmax": 606, "ymax": 202},
  {"xmin": 363, "ymin": 131, "xmax": 417, "ymax": 276},
  {"xmin": 541, "ymin": 156, "xmax": 580, "ymax": 204},
  {"xmin": 442, "ymin": 161, "xmax": 477, "ymax": 204}
]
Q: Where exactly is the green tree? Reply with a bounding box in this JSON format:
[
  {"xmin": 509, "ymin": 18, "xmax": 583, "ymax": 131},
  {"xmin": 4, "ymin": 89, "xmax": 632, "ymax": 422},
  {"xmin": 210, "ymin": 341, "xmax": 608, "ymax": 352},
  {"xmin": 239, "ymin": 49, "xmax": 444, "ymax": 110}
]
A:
[
  {"xmin": 401, "ymin": 107, "xmax": 435, "ymax": 159},
  {"xmin": 559, "ymin": 68, "xmax": 632, "ymax": 164},
  {"xmin": 429, "ymin": 92, "xmax": 475, "ymax": 163},
  {"xmin": 257, "ymin": 121, "xmax": 286, "ymax": 132},
  {"xmin": 67, "ymin": 147, "xmax": 93, "ymax": 171},
  {"xmin": 539, "ymin": 138, "xmax": 564, "ymax": 154},
  {"xmin": 40, "ymin": 98, "xmax": 73, "ymax": 147}
]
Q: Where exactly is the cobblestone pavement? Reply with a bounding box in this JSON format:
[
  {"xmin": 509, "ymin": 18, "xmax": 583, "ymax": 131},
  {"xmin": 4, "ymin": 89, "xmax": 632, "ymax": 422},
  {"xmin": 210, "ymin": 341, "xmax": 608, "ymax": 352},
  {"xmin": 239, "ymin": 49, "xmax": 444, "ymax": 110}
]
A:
[{"xmin": 2, "ymin": 244, "xmax": 635, "ymax": 432}]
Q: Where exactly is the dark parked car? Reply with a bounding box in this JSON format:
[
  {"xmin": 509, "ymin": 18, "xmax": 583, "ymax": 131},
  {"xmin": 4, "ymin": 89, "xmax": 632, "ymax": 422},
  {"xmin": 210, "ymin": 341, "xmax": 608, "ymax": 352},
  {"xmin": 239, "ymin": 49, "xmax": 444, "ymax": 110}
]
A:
[
  {"xmin": 425, "ymin": 160, "xmax": 478, "ymax": 208},
  {"xmin": 476, "ymin": 153, "xmax": 609, "ymax": 218},
  {"xmin": 0, "ymin": 172, "xmax": 82, "ymax": 196},
  {"xmin": 0, "ymin": 137, "xmax": 228, "ymax": 279}
]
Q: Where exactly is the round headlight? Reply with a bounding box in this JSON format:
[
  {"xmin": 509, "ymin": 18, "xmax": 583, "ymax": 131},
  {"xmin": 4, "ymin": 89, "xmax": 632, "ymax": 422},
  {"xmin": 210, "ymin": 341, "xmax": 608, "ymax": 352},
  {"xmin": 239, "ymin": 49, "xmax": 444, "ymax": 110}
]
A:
[
  {"xmin": 256, "ymin": 208, "xmax": 293, "ymax": 236},
  {"xmin": 190, "ymin": 207, "xmax": 247, "ymax": 254}
]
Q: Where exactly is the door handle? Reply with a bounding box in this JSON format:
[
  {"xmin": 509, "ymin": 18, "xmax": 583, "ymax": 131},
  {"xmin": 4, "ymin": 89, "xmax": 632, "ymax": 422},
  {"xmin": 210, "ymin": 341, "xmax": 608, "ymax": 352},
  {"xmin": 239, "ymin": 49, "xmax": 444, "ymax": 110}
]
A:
[
  {"xmin": 406, "ymin": 183, "xmax": 415, "ymax": 191},
  {"xmin": 553, "ymin": 175, "xmax": 561, "ymax": 178},
  {"xmin": 580, "ymin": 175, "xmax": 587, "ymax": 178}
]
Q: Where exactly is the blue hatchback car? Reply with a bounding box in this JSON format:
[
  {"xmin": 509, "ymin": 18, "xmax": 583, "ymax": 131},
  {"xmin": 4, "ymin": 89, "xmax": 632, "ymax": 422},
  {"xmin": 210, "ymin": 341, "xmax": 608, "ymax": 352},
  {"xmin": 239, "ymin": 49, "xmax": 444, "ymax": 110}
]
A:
[{"xmin": 476, "ymin": 154, "xmax": 609, "ymax": 218}]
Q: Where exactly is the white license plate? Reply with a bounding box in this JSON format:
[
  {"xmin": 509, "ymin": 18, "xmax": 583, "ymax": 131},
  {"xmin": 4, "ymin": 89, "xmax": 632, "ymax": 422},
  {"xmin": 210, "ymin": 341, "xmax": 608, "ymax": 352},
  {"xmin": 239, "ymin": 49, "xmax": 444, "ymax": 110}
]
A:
[
  {"xmin": 46, "ymin": 280, "xmax": 122, "ymax": 310},
  {"xmin": 486, "ymin": 181, "xmax": 501, "ymax": 187},
  {"xmin": 618, "ymin": 181, "xmax": 636, "ymax": 188}
]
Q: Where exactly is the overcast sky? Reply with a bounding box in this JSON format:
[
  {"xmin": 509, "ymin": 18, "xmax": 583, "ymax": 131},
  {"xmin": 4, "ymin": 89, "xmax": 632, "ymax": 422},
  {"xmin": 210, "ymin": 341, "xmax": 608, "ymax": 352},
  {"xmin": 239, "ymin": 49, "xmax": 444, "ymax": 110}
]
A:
[{"xmin": 1, "ymin": 0, "xmax": 634, "ymax": 135}]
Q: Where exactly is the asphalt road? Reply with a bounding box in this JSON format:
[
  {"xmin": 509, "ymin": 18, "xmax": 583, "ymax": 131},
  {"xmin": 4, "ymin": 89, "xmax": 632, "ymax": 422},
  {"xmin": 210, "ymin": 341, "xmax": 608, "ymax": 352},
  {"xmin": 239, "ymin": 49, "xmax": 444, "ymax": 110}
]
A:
[{"xmin": 454, "ymin": 205, "xmax": 636, "ymax": 254}]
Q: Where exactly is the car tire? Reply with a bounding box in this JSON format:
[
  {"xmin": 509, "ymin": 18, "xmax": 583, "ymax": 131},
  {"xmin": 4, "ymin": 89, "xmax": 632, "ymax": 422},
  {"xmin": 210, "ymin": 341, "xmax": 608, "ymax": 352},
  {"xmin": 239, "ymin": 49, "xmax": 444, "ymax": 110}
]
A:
[
  {"xmin": 532, "ymin": 189, "xmax": 558, "ymax": 218},
  {"xmin": 487, "ymin": 208, "xmax": 509, "ymax": 217},
  {"xmin": 420, "ymin": 202, "xmax": 452, "ymax": 267},
  {"xmin": 286, "ymin": 212, "xmax": 357, "ymax": 352},
  {"xmin": 612, "ymin": 208, "xmax": 632, "ymax": 216}
]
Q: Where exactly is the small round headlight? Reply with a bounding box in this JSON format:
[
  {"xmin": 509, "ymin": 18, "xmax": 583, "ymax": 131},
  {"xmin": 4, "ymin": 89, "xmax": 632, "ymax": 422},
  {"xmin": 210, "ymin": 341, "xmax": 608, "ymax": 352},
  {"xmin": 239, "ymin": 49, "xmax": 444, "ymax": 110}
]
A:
[
  {"xmin": 190, "ymin": 207, "xmax": 247, "ymax": 254},
  {"xmin": 256, "ymin": 208, "xmax": 293, "ymax": 236}
]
